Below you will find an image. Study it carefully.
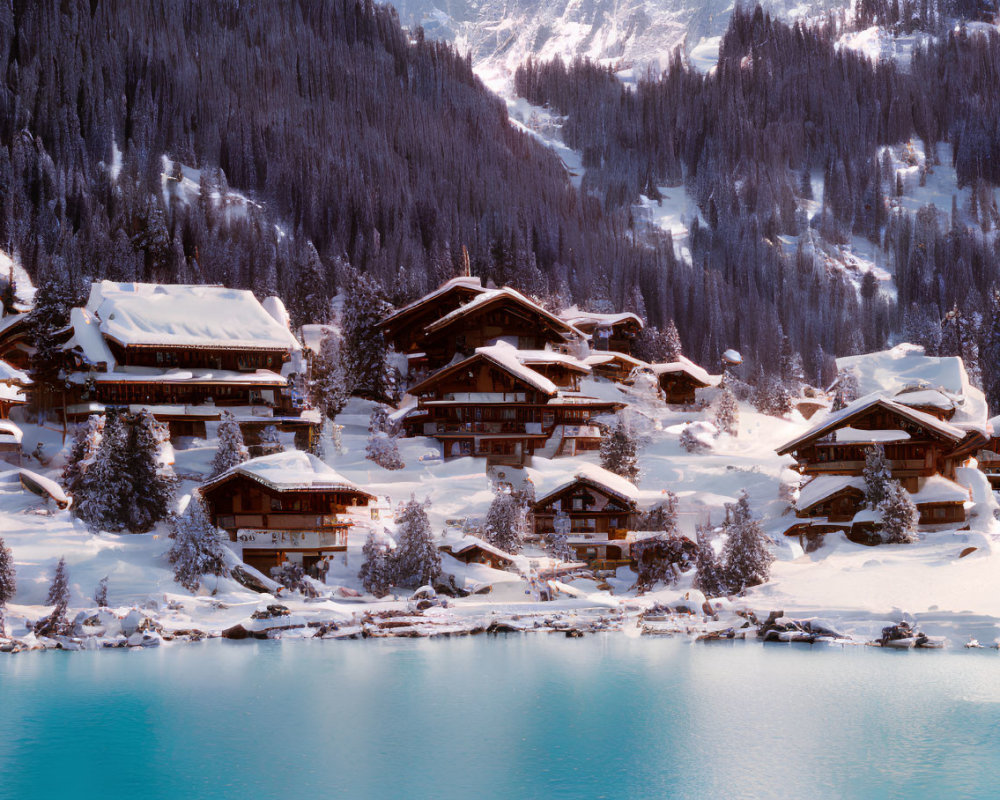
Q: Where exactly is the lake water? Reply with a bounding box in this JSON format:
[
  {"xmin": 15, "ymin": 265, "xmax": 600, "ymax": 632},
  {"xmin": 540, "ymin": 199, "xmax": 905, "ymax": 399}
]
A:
[{"xmin": 2, "ymin": 636, "xmax": 1000, "ymax": 799}]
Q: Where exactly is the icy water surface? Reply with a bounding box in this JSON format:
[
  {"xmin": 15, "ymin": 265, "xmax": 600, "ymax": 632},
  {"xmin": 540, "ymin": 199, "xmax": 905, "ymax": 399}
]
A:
[{"xmin": 2, "ymin": 636, "xmax": 1000, "ymax": 799}]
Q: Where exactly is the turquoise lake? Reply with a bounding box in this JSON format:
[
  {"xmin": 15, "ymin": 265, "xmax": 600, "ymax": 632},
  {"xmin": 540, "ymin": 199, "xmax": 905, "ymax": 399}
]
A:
[{"xmin": 2, "ymin": 636, "xmax": 1000, "ymax": 799}]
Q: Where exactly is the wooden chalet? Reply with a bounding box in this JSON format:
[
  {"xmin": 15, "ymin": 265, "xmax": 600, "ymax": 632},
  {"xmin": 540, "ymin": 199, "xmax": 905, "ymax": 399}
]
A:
[
  {"xmin": 557, "ymin": 309, "xmax": 644, "ymax": 355},
  {"xmin": 649, "ymin": 358, "xmax": 717, "ymax": 405},
  {"xmin": 439, "ymin": 536, "xmax": 515, "ymax": 571},
  {"xmin": 784, "ymin": 473, "xmax": 970, "ymax": 545},
  {"xmin": 56, "ymin": 282, "xmax": 314, "ymax": 440},
  {"xmin": 978, "ymin": 417, "xmax": 1000, "ymax": 489},
  {"xmin": 532, "ymin": 464, "xmax": 639, "ymax": 564},
  {"xmin": 0, "ymin": 313, "xmax": 32, "ymax": 371},
  {"xmin": 402, "ymin": 342, "xmax": 620, "ymax": 465},
  {"xmin": 379, "ymin": 280, "xmax": 586, "ymax": 376},
  {"xmin": 584, "ymin": 351, "xmax": 647, "ymax": 384},
  {"xmin": 200, "ymin": 451, "xmax": 375, "ymax": 575},
  {"xmin": 776, "ymin": 395, "xmax": 986, "ymax": 491},
  {"xmin": 0, "ymin": 419, "xmax": 22, "ymax": 465},
  {"xmin": 0, "ymin": 359, "xmax": 30, "ymax": 418}
]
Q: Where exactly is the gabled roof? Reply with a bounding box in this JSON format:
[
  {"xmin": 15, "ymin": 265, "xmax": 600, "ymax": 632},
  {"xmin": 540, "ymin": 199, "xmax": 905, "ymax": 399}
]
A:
[
  {"xmin": 585, "ymin": 351, "xmax": 647, "ymax": 369},
  {"xmin": 648, "ymin": 356, "xmax": 716, "ymax": 387},
  {"xmin": 408, "ymin": 341, "xmax": 559, "ymax": 397},
  {"xmin": 84, "ymin": 281, "xmax": 301, "ymax": 352},
  {"xmin": 378, "ymin": 276, "xmax": 486, "ymax": 330},
  {"xmin": 557, "ymin": 307, "xmax": 645, "ymax": 331},
  {"xmin": 423, "ymin": 287, "xmax": 583, "ymax": 340},
  {"xmin": 201, "ymin": 451, "xmax": 374, "ymax": 497},
  {"xmin": 514, "ymin": 349, "xmax": 591, "ymax": 374},
  {"xmin": 0, "ymin": 359, "xmax": 30, "ymax": 386},
  {"xmin": 776, "ymin": 394, "xmax": 967, "ymax": 456},
  {"xmin": 439, "ymin": 534, "xmax": 515, "ymax": 564},
  {"xmin": 533, "ymin": 462, "xmax": 640, "ymax": 507},
  {"xmin": 911, "ymin": 475, "xmax": 970, "ymax": 505},
  {"xmin": 796, "ymin": 475, "xmax": 866, "ymax": 513}
]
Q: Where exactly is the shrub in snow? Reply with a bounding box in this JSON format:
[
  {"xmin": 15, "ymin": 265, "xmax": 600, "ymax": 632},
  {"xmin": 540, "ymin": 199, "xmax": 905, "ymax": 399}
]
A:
[
  {"xmin": 721, "ymin": 492, "xmax": 773, "ymax": 593},
  {"xmin": 546, "ymin": 510, "xmax": 574, "ymax": 561},
  {"xmin": 366, "ymin": 431, "xmax": 404, "ymax": 470},
  {"xmin": 168, "ymin": 496, "xmax": 228, "ymax": 593},
  {"xmin": 863, "ymin": 443, "xmax": 892, "ymax": 509},
  {"xmin": 638, "ymin": 492, "xmax": 679, "ymax": 535},
  {"xmin": 62, "ymin": 415, "xmax": 104, "ymax": 496},
  {"xmin": 752, "ymin": 373, "xmax": 792, "ymax": 417},
  {"xmin": 94, "ymin": 576, "xmax": 108, "ymax": 608},
  {"xmin": 359, "ymin": 532, "xmax": 393, "ymax": 597},
  {"xmin": 0, "ymin": 537, "xmax": 15, "ymax": 636},
  {"xmin": 392, "ymin": 496, "xmax": 441, "ymax": 588},
  {"xmin": 694, "ymin": 525, "xmax": 728, "ymax": 598},
  {"xmin": 211, "ymin": 411, "xmax": 249, "ymax": 477},
  {"xmin": 272, "ymin": 561, "xmax": 313, "ymax": 595},
  {"xmin": 368, "ymin": 405, "xmax": 391, "ymax": 435},
  {"xmin": 600, "ymin": 416, "xmax": 639, "ymax": 484},
  {"xmin": 679, "ymin": 425, "xmax": 710, "ymax": 454},
  {"xmin": 713, "ymin": 388, "xmax": 739, "ymax": 437},
  {"xmin": 483, "ymin": 489, "xmax": 526, "ymax": 554},
  {"xmin": 632, "ymin": 534, "xmax": 693, "ymax": 594},
  {"xmin": 311, "ymin": 328, "xmax": 351, "ymax": 418},
  {"xmin": 878, "ymin": 482, "xmax": 918, "ymax": 544}
]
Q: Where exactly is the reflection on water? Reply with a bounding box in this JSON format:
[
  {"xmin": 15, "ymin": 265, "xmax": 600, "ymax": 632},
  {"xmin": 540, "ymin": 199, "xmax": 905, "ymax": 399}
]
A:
[{"xmin": 2, "ymin": 637, "xmax": 999, "ymax": 800}]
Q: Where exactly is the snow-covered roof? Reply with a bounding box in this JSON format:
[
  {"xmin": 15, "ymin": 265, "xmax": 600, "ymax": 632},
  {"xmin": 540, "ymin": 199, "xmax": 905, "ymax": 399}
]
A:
[
  {"xmin": 380, "ymin": 276, "xmax": 486, "ymax": 326},
  {"xmin": 648, "ymin": 356, "xmax": 717, "ymax": 387},
  {"xmin": 893, "ymin": 388, "xmax": 955, "ymax": 411},
  {"xmin": 0, "ymin": 419, "xmax": 22, "ymax": 443},
  {"xmin": 911, "ymin": 475, "xmax": 970, "ymax": 505},
  {"xmin": 408, "ymin": 341, "xmax": 559, "ymax": 397},
  {"xmin": 0, "ymin": 359, "xmax": 29, "ymax": 385},
  {"xmin": 424, "ymin": 287, "xmax": 583, "ymax": 339},
  {"xmin": 835, "ymin": 344, "xmax": 987, "ymax": 429},
  {"xmin": 262, "ymin": 296, "xmax": 291, "ymax": 331},
  {"xmin": 514, "ymin": 349, "xmax": 591, "ymax": 373},
  {"xmin": 796, "ymin": 475, "xmax": 865, "ymax": 512},
  {"xmin": 0, "ymin": 383, "xmax": 26, "ymax": 404},
  {"xmin": 584, "ymin": 352, "xmax": 647, "ymax": 369},
  {"xmin": 776, "ymin": 393, "xmax": 967, "ymax": 455},
  {"xmin": 84, "ymin": 281, "xmax": 301, "ymax": 351},
  {"xmin": 722, "ymin": 348, "xmax": 743, "ymax": 365},
  {"xmin": 557, "ymin": 306, "xmax": 644, "ymax": 331},
  {"xmin": 66, "ymin": 367, "xmax": 288, "ymax": 386},
  {"xmin": 834, "ymin": 427, "xmax": 911, "ymax": 444},
  {"xmin": 439, "ymin": 534, "xmax": 515, "ymax": 563},
  {"xmin": 62, "ymin": 307, "xmax": 117, "ymax": 368},
  {"xmin": 203, "ymin": 451, "xmax": 374, "ymax": 496},
  {"xmin": 533, "ymin": 462, "xmax": 640, "ymax": 506}
]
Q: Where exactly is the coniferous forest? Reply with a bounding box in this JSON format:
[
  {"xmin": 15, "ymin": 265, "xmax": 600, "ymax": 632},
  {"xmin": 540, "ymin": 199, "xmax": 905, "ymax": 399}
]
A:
[{"xmin": 4, "ymin": 0, "xmax": 1000, "ymax": 399}]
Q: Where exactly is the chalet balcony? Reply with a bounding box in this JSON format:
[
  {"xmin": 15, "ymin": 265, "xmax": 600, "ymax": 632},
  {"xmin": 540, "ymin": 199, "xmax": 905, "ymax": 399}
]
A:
[
  {"xmin": 219, "ymin": 513, "xmax": 346, "ymax": 531},
  {"xmin": 423, "ymin": 421, "xmax": 547, "ymax": 436},
  {"xmin": 234, "ymin": 528, "xmax": 348, "ymax": 550},
  {"xmin": 799, "ymin": 459, "xmax": 932, "ymax": 476}
]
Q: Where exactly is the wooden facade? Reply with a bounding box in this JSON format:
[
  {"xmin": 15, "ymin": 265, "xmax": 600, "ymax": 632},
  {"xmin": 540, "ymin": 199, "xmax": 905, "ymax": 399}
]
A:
[
  {"xmin": 201, "ymin": 457, "xmax": 374, "ymax": 574},
  {"xmin": 403, "ymin": 350, "xmax": 619, "ymax": 465},
  {"xmin": 559, "ymin": 313, "xmax": 643, "ymax": 356},
  {"xmin": 653, "ymin": 366, "xmax": 712, "ymax": 405},
  {"xmin": 378, "ymin": 277, "xmax": 486, "ymax": 357},
  {"xmin": 439, "ymin": 539, "xmax": 514, "ymax": 570}
]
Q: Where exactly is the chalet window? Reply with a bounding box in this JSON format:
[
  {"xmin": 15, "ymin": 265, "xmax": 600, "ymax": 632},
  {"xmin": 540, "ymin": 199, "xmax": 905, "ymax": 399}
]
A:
[
  {"xmin": 572, "ymin": 498, "xmax": 584, "ymax": 510},
  {"xmin": 218, "ymin": 516, "xmax": 235, "ymax": 529},
  {"xmin": 270, "ymin": 496, "xmax": 281, "ymax": 511}
]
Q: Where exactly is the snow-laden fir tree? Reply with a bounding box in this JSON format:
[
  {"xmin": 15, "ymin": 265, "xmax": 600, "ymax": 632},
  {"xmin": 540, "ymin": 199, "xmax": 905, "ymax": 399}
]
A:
[
  {"xmin": 37, "ymin": 556, "xmax": 71, "ymax": 634},
  {"xmin": 663, "ymin": 319, "xmax": 683, "ymax": 362},
  {"xmin": 359, "ymin": 532, "xmax": 393, "ymax": 597},
  {"xmin": 366, "ymin": 430, "xmax": 404, "ymax": 470},
  {"xmin": 272, "ymin": 561, "xmax": 312, "ymax": 595},
  {"xmin": 483, "ymin": 489, "xmax": 526, "ymax": 554},
  {"xmin": 721, "ymin": 492, "xmax": 773, "ymax": 593},
  {"xmin": 831, "ymin": 369, "xmax": 860, "ymax": 411},
  {"xmin": 211, "ymin": 411, "xmax": 249, "ymax": 477},
  {"xmin": 600, "ymin": 416, "xmax": 639, "ymax": 484},
  {"xmin": 694, "ymin": 524, "xmax": 728, "ymax": 598},
  {"xmin": 311, "ymin": 328, "xmax": 351, "ymax": 418},
  {"xmin": 94, "ymin": 576, "xmax": 108, "ymax": 608},
  {"xmin": 638, "ymin": 492, "xmax": 679, "ymax": 534},
  {"xmin": 878, "ymin": 481, "xmax": 918, "ymax": 544},
  {"xmin": 169, "ymin": 496, "xmax": 228, "ymax": 592},
  {"xmin": 27, "ymin": 276, "xmax": 78, "ymax": 420},
  {"xmin": 982, "ymin": 289, "xmax": 1000, "ymax": 413},
  {"xmin": 61, "ymin": 415, "xmax": 104, "ymax": 496},
  {"xmin": 0, "ymin": 537, "xmax": 15, "ymax": 636},
  {"xmin": 863, "ymin": 443, "xmax": 892, "ymax": 509},
  {"xmin": 122, "ymin": 410, "xmax": 175, "ymax": 533},
  {"xmin": 368, "ymin": 405, "xmax": 390, "ymax": 435},
  {"xmin": 392, "ymin": 496, "xmax": 441, "ymax": 587},
  {"xmin": 342, "ymin": 269, "xmax": 393, "ymax": 401},
  {"xmin": 75, "ymin": 409, "xmax": 129, "ymax": 531},
  {"xmin": 714, "ymin": 387, "xmax": 739, "ymax": 437}
]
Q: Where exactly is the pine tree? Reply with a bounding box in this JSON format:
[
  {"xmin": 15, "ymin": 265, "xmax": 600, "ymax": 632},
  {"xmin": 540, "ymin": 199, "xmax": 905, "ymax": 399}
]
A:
[
  {"xmin": 122, "ymin": 411, "xmax": 175, "ymax": 533},
  {"xmin": 878, "ymin": 481, "xmax": 918, "ymax": 544},
  {"xmin": 483, "ymin": 489, "xmax": 526, "ymax": 554},
  {"xmin": 169, "ymin": 496, "xmax": 228, "ymax": 592},
  {"xmin": 663, "ymin": 319, "xmax": 683, "ymax": 361},
  {"xmin": 831, "ymin": 369, "xmax": 860, "ymax": 411},
  {"xmin": 721, "ymin": 493, "xmax": 773, "ymax": 593},
  {"xmin": 982, "ymin": 288, "xmax": 1000, "ymax": 414},
  {"xmin": 0, "ymin": 537, "xmax": 15, "ymax": 636},
  {"xmin": 714, "ymin": 388, "xmax": 739, "ymax": 436},
  {"xmin": 359, "ymin": 532, "xmax": 393, "ymax": 597},
  {"xmin": 62, "ymin": 415, "xmax": 104, "ymax": 496},
  {"xmin": 863, "ymin": 444, "xmax": 893, "ymax": 509},
  {"xmin": 694, "ymin": 524, "xmax": 728, "ymax": 598},
  {"xmin": 639, "ymin": 492, "xmax": 679, "ymax": 534},
  {"xmin": 393, "ymin": 497, "xmax": 441, "ymax": 587},
  {"xmin": 75, "ymin": 409, "xmax": 130, "ymax": 531},
  {"xmin": 342, "ymin": 270, "xmax": 392, "ymax": 401},
  {"xmin": 211, "ymin": 411, "xmax": 249, "ymax": 477},
  {"xmin": 27, "ymin": 276, "xmax": 79, "ymax": 420},
  {"xmin": 600, "ymin": 417, "xmax": 639, "ymax": 483},
  {"xmin": 43, "ymin": 557, "xmax": 70, "ymax": 631},
  {"xmin": 94, "ymin": 576, "xmax": 108, "ymax": 608},
  {"xmin": 311, "ymin": 329, "xmax": 351, "ymax": 418}
]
